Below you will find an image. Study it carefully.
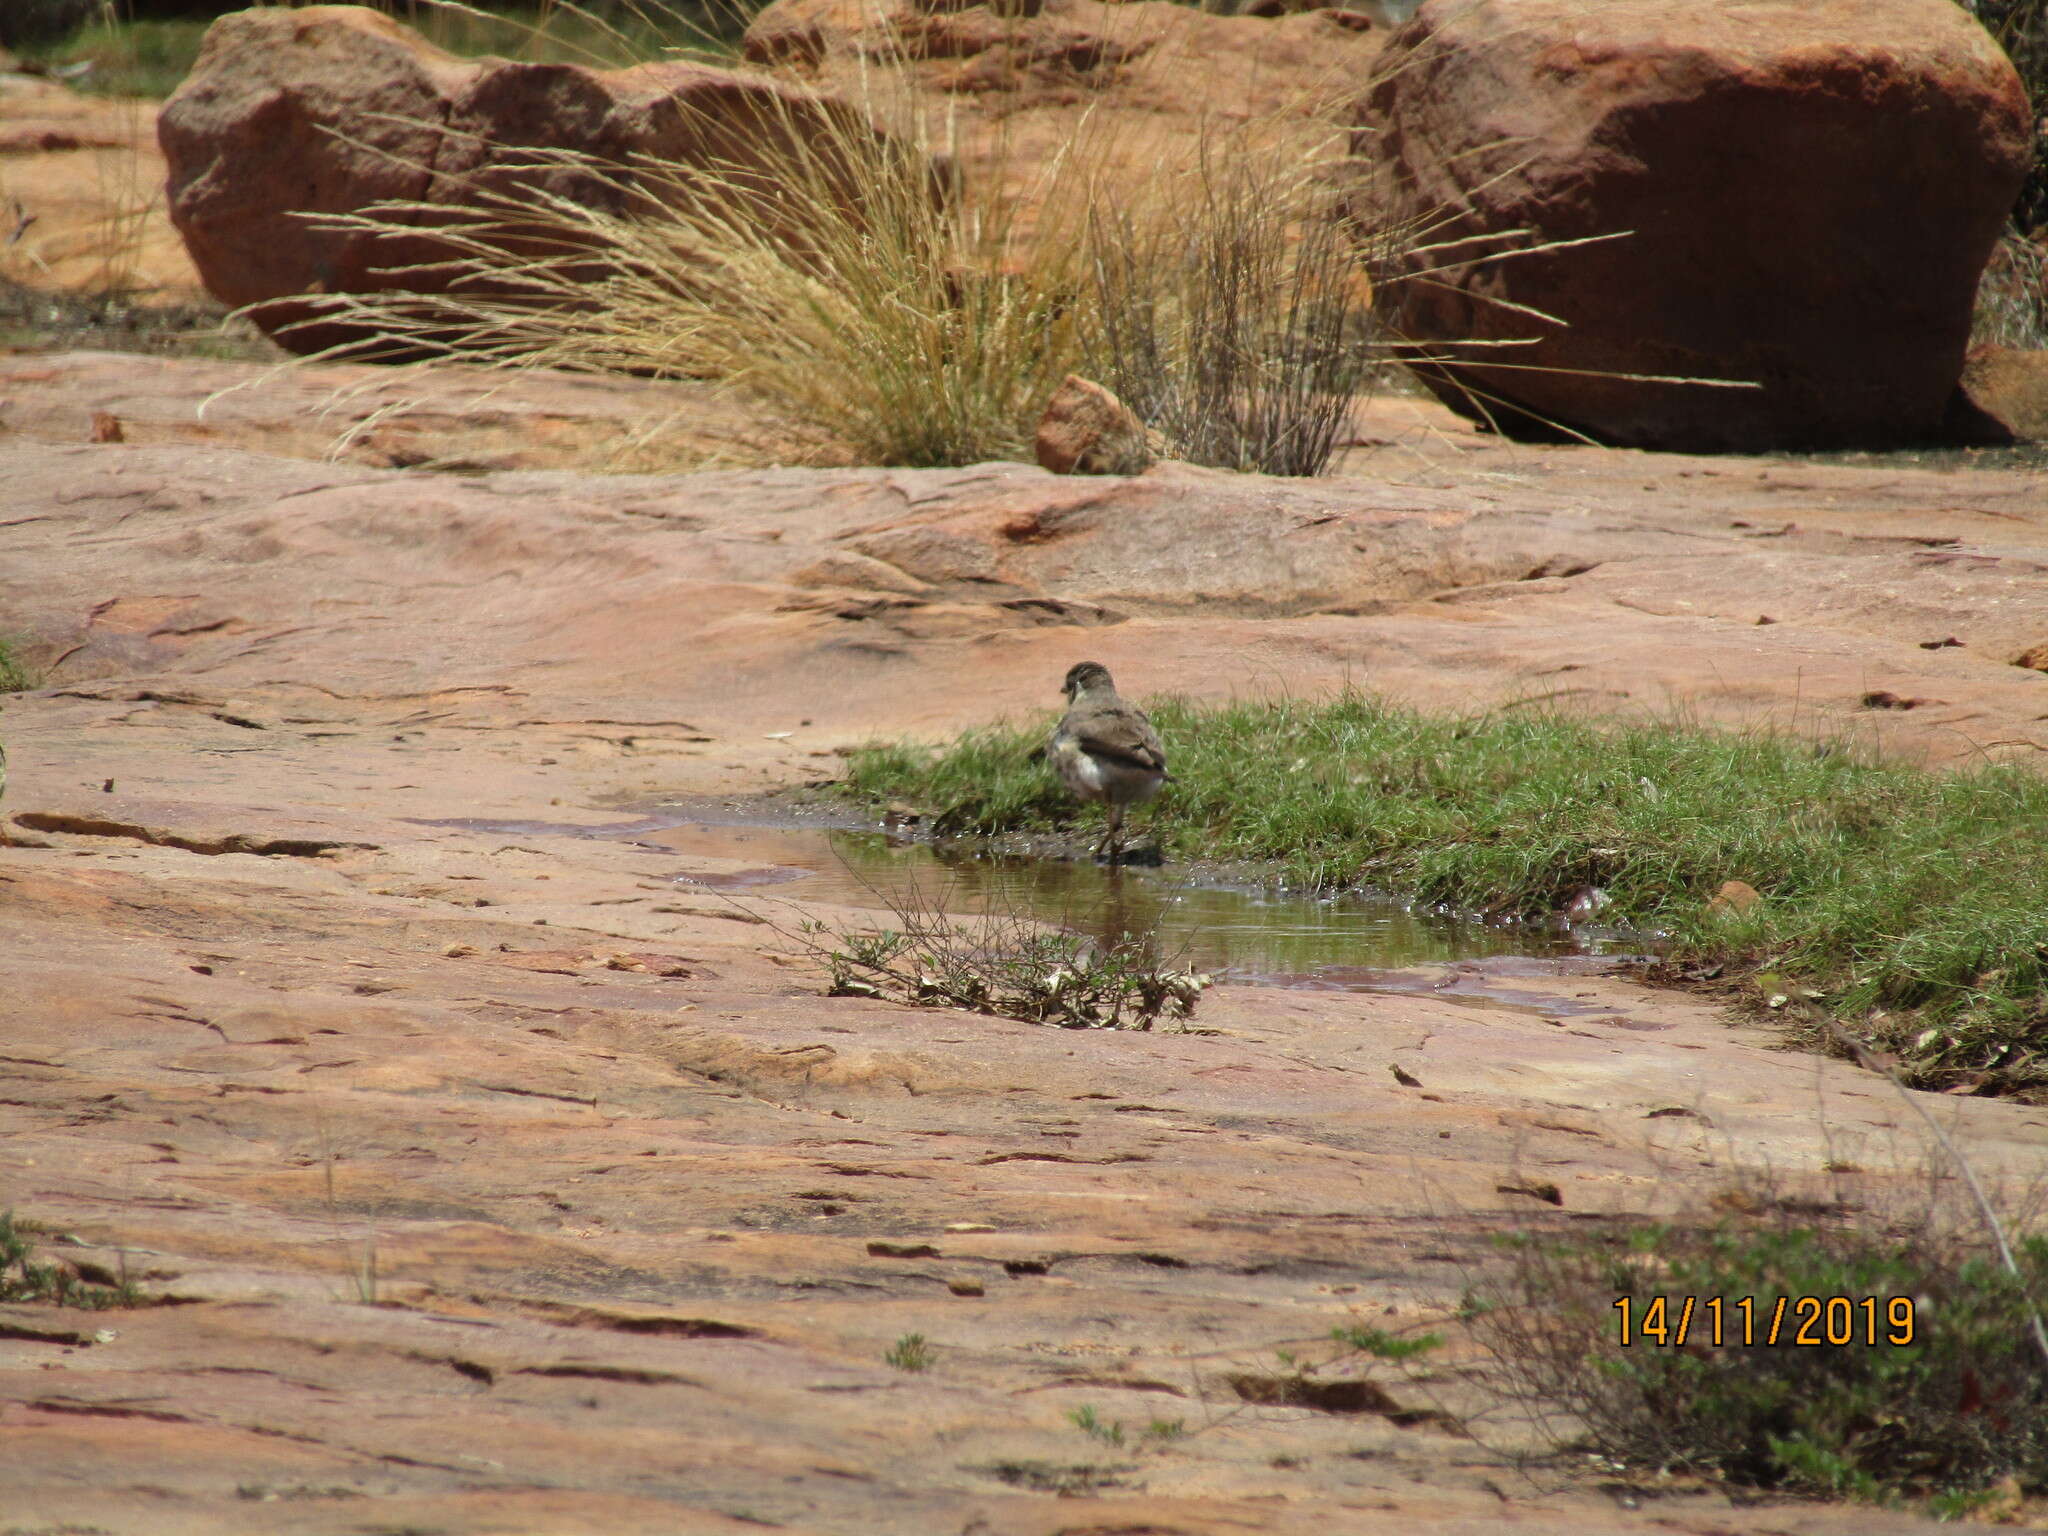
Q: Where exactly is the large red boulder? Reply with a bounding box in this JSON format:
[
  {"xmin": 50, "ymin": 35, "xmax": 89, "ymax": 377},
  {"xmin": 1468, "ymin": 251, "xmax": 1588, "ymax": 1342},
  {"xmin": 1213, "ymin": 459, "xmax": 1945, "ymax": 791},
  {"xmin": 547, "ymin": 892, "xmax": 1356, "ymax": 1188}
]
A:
[
  {"xmin": 1356, "ymin": 0, "xmax": 2033, "ymax": 451},
  {"xmin": 158, "ymin": 5, "xmax": 910, "ymax": 356}
]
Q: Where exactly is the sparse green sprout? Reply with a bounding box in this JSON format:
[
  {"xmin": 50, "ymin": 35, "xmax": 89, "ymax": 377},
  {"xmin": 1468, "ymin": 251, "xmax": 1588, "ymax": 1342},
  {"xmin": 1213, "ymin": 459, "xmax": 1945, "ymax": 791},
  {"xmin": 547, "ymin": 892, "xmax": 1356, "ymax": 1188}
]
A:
[
  {"xmin": 1143, "ymin": 1417, "xmax": 1187, "ymax": 1442},
  {"xmin": 351, "ymin": 1230, "xmax": 380, "ymax": 1306},
  {"xmin": 1454, "ymin": 1289, "xmax": 1496, "ymax": 1322},
  {"xmin": 0, "ymin": 1209, "xmax": 142, "ymax": 1310},
  {"xmin": 0, "ymin": 637, "xmax": 40, "ymax": 694},
  {"xmin": 885, "ymin": 1332, "xmax": 934, "ymax": 1373},
  {"xmin": 1330, "ymin": 1324, "xmax": 1442, "ymax": 1361},
  {"xmin": 1067, "ymin": 1404, "xmax": 1125, "ymax": 1446}
]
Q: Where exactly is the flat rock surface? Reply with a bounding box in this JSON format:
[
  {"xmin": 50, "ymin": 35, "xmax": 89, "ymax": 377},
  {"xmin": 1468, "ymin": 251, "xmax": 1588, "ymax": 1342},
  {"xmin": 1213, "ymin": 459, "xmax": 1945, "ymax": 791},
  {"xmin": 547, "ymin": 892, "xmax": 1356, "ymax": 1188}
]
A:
[
  {"xmin": 4, "ymin": 352, "xmax": 2048, "ymax": 1534},
  {"xmin": 0, "ymin": 75, "xmax": 199, "ymax": 301}
]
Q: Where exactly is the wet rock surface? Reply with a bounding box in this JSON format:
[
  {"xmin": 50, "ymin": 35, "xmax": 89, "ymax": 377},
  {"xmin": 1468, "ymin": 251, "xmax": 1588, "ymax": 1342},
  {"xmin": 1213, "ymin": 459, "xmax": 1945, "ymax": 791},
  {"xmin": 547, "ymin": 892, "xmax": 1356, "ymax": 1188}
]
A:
[{"xmin": 4, "ymin": 353, "xmax": 2048, "ymax": 1533}]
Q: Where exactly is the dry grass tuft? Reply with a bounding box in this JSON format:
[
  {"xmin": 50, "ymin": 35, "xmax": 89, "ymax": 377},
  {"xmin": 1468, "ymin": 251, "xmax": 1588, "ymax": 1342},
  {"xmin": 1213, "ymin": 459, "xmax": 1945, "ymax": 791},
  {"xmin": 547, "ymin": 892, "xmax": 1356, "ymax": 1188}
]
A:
[
  {"xmin": 1082, "ymin": 131, "xmax": 1394, "ymax": 476},
  {"xmin": 788, "ymin": 873, "xmax": 1213, "ymax": 1030},
  {"xmin": 254, "ymin": 1, "xmax": 1444, "ymax": 473}
]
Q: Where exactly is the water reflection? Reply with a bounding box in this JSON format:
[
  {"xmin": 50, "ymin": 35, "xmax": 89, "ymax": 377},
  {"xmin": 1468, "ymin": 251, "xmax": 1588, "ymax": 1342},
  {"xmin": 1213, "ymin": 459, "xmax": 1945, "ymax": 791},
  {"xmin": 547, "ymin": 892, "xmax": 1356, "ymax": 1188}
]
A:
[{"xmin": 652, "ymin": 821, "xmax": 1591, "ymax": 981}]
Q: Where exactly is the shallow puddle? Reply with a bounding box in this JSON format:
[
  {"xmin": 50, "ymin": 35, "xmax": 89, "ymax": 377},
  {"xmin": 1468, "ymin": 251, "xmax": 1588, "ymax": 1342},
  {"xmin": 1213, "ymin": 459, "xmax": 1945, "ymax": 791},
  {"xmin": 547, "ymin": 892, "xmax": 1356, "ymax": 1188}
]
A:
[
  {"xmin": 416, "ymin": 808, "xmax": 1634, "ymax": 986},
  {"xmin": 644, "ymin": 818, "xmax": 1633, "ymax": 985}
]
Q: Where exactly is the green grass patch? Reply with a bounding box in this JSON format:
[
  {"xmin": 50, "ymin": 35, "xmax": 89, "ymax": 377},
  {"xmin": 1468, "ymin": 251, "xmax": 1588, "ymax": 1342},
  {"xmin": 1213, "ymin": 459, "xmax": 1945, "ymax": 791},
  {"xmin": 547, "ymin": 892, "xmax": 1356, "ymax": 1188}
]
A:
[
  {"xmin": 19, "ymin": 16, "xmax": 211, "ymax": 97},
  {"xmin": 884, "ymin": 1332, "xmax": 934, "ymax": 1372},
  {"xmin": 0, "ymin": 1209, "xmax": 144, "ymax": 1309},
  {"xmin": 0, "ymin": 636, "xmax": 41, "ymax": 693},
  {"xmin": 843, "ymin": 692, "xmax": 2048, "ymax": 1092},
  {"xmin": 1476, "ymin": 1214, "xmax": 2048, "ymax": 1512},
  {"xmin": 19, "ymin": 2, "xmax": 748, "ymax": 99}
]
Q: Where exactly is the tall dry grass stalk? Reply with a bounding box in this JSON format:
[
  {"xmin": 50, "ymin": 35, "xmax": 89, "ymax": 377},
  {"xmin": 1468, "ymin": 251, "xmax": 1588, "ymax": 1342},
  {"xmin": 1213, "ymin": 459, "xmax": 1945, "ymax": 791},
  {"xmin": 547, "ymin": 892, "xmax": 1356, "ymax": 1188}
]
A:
[
  {"xmin": 254, "ymin": 0, "xmax": 1443, "ymax": 473},
  {"xmin": 1082, "ymin": 132, "xmax": 1392, "ymax": 476},
  {"xmin": 258, "ymin": 0, "xmax": 1751, "ymax": 471},
  {"xmin": 1972, "ymin": 227, "xmax": 2048, "ymax": 348},
  {"xmin": 275, "ymin": 56, "xmax": 1107, "ymax": 465}
]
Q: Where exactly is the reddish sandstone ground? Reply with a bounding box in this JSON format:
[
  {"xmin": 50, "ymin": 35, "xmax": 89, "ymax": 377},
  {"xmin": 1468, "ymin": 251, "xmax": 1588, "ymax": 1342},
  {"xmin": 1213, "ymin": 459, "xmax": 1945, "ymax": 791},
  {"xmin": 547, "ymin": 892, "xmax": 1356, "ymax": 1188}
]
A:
[
  {"xmin": 6, "ymin": 42, "xmax": 2048, "ymax": 1536},
  {"xmin": 4, "ymin": 346, "xmax": 2048, "ymax": 1534}
]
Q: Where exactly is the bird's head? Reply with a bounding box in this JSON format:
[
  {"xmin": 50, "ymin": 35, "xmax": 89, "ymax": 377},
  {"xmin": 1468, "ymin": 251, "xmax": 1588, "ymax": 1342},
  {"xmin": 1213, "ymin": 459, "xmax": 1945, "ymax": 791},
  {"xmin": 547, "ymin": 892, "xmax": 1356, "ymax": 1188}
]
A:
[{"xmin": 1061, "ymin": 661, "xmax": 1114, "ymax": 701}]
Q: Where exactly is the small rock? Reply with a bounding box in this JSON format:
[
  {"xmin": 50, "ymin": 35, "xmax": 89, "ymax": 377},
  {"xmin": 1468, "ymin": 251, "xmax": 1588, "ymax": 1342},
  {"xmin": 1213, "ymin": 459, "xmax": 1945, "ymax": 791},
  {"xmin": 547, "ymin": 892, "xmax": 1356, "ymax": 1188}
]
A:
[
  {"xmin": 1389, "ymin": 1064, "xmax": 1422, "ymax": 1088},
  {"xmin": 2013, "ymin": 643, "xmax": 2048, "ymax": 673},
  {"xmin": 1951, "ymin": 343, "xmax": 2048, "ymax": 444},
  {"xmin": 866, "ymin": 1241, "xmax": 940, "ymax": 1259},
  {"xmin": 947, "ymin": 1278, "xmax": 985, "ymax": 1297},
  {"xmin": 944, "ymin": 1221, "xmax": 995, "ymax": 1233},
  {"xmin": 1035, "ymin": 375, "xmax": 1159, "ymax": 476},
  {"xmin": 1564, "ymin": 885, "xmax": 1612, "ymax": 922},
  {"xmin": 1860, "ymin": 689, "xmax": 1934, "ymax": 710},
  {"xmin": 89, "ymin": 411, "xmax": 123, "ymax": 444},
  {"xmin": 1917, "ymin": 636, "xmax": 1963, "ymax": 649},
  {"xmin": 1705, "ymin": 879, "xmax": 1761, "ymax": 917},
  {"xmin": 1976, "ymin": 1475, "xmax": 2026, "ymax": 1523},
  {"xmin": 443, "ymin": 943, "xmax": 478, "ymax": 958}
]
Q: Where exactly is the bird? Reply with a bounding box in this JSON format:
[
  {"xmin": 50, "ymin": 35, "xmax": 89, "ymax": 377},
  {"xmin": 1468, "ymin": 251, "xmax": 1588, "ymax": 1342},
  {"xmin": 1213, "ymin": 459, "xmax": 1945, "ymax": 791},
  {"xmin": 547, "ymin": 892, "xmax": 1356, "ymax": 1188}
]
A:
[{"xmin": 1047, "ymin": 661, "xmax": 1169, "ymax": 863}]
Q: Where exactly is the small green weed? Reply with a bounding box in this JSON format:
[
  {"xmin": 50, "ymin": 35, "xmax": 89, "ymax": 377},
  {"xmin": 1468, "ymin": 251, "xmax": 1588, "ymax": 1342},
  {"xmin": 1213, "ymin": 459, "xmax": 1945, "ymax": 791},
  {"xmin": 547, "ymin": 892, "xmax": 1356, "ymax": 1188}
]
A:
[
  {"xmin": 0, "ymin": 1210, "xmax": 142, "ymax": 1309},
  {"xmin": 1060, "ymin": 1406, "xmax": 1186, "ymax": 1450},
  {"xmin": 846, "ymin": 691, "xmax": 2048, "ymax": 1091},
  {"xmin": 1067, "ymin": 1403, "xmax": 1125, "ymax": 1446},
  {"xmin": 885, "ymin": 1332, "xmax": 934, "ymax": 1372},
  {"xmin": 0, "ymin": 637, "xmax": 39, "ymax": 694},
  {"xmin": 1330, "ymin": 1323, "xmax": 1444, "ymax": 1362},
  {"xmin": 1476, "ymin": 1213, "xmax": 2048, "ymax": 1508}
]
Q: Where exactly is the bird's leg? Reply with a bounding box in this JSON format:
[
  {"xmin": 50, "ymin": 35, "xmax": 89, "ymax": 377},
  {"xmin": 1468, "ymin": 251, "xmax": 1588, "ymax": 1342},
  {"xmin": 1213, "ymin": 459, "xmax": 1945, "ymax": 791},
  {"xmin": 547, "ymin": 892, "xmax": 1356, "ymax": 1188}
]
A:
[{"xmin": 1100, "ymin": 803, "xmax": 1125, "ymax": 864}]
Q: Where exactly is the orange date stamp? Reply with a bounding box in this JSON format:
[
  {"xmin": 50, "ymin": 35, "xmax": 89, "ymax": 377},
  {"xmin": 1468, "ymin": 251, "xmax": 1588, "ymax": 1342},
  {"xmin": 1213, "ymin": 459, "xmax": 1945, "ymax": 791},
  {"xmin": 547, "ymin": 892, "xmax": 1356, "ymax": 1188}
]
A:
[{"xmin": 1612, "ymin": 1295, "xmax": 1917, "ymax": 1347}]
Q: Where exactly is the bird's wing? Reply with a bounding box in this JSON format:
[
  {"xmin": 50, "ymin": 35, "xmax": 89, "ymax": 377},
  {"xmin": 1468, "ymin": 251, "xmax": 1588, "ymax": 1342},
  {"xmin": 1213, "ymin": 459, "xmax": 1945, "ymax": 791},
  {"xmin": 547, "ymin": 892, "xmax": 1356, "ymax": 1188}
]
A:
[{"xmin": 1073, "ymin": 708, "xmax": 1167, "ymax": 773}]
